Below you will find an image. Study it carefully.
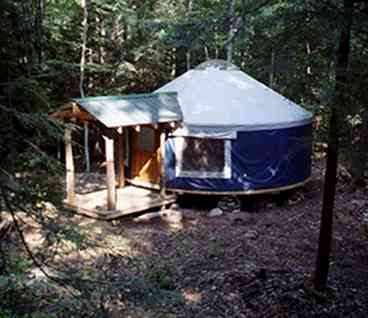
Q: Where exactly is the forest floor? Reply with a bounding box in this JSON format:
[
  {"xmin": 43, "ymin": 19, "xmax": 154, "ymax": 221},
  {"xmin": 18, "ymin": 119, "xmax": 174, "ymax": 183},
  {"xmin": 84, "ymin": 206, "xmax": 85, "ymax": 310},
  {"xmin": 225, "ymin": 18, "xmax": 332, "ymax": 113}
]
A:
[{"xmin": 3, "ymin": 157, "xmax": 368, "ymax": 317}]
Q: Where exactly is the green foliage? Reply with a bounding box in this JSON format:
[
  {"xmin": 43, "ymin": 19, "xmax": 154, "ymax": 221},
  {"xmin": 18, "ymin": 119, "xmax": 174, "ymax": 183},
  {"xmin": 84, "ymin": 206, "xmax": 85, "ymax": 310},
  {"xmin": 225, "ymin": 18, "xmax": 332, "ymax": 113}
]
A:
[
  {"xmin": 120, "ymin": 275, "xmax": 184, "ymax": 307},
  {"xmin": 145, "ymin": 266, "xmax": 174, "ymax": 290},
  {"xmin": 54, "ymin": 226, "xmax": 89, "ymax": 250},
  {"xmin": 0, "ymin": 311, "xmax": 55, "ymax": 318},
  {"xmin": 0, "ymin": 255, "xmax": 40, "ymax": 317}
]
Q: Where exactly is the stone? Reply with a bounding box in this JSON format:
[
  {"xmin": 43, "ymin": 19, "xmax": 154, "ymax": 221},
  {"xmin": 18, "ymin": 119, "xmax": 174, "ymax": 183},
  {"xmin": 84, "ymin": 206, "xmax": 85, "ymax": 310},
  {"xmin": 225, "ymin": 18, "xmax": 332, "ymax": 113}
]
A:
[
  {"xmin": 208, "ymin": 208, "xmax": 224, "ymax": 217},
  {"xmin": 133, "ymin": 211, "xmax": 161, "ymax": 222},
  {"xmin": 111, "ymin": 220, "xmax": 121, "ymax": 226},
  {"xmin": 227, "ymin": 213, "xmax": 257, "ymax": 226},
  {"xmin": 217, "ymin": 196, "xmax": 240, "ymax": 212},
  {"xmin": 351, "ymin": 199, "xmax": 366, "ymax": 210},
  {"xmin": 244, "ymin": 230, "xmax": 258, "ymax": 240},
  {"xmin": 170, "ymin": 203, "xmax": 180, "ymax": 210},
  {"xmin": 160, "ymin": 210, "xmax": 183, "ymax": 223},
  {"xmin": 338, "ymin": 164, "xmax": 352, "ymax": 182}
]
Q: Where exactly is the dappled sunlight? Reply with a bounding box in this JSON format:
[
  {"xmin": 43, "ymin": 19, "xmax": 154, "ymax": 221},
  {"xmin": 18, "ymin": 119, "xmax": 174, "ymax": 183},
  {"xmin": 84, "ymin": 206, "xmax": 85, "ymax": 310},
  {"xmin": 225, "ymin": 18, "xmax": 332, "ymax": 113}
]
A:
[{"xmin": 182, "ymin": 289, "xmax": 202, "ymax": 303}]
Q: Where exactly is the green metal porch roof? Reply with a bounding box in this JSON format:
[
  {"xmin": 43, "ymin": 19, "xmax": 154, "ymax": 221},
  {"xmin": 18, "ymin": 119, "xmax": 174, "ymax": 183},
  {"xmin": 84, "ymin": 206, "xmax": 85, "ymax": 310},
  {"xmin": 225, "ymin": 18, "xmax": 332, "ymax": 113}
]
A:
[{"xmin": 73, "ymin": 92, "xmax": 183, "ymax": 128}]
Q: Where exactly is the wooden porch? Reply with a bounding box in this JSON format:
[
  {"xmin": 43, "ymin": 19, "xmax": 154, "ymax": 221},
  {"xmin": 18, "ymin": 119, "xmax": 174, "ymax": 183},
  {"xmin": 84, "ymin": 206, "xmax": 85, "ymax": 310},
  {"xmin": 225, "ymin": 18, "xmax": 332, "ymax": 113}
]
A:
[
  {"xmin": 67, "ymin": 185, "xmax": 176, "ymax": 220},
  {"xmin": 53, "ymin": 93, "xmax": 183, "ymax": 221}
]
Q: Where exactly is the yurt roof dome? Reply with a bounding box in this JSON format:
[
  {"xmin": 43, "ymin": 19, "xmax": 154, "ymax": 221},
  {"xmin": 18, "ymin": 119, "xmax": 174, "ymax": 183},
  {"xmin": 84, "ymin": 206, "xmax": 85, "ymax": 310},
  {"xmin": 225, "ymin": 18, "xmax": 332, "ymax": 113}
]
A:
[{"xmin": 156, "ymin": 61, "xmax": 313, "ymax": 138}]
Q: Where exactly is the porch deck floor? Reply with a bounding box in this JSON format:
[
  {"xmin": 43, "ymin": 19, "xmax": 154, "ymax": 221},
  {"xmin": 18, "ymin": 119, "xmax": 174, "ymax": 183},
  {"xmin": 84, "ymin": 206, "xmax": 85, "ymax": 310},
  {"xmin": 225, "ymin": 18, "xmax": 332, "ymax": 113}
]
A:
[{"xmin": 69, "ymin": 186, "xmax": 176, "ymax": 220}]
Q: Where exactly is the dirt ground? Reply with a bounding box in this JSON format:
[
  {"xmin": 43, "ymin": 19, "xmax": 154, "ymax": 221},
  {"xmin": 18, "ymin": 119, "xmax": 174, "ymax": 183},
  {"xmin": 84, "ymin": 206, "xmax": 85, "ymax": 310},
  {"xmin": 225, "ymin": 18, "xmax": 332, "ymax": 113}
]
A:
[{"xmin": 5, "ymin": 158, "xmax": 368, "ymax": 317}]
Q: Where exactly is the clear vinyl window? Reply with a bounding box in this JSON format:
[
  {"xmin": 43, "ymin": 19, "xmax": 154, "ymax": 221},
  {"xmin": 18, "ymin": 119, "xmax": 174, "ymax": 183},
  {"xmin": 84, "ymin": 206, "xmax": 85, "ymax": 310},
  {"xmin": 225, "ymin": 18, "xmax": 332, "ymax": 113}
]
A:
[{"xmin": 175, "ymin": 137, "xmax": 231, "ymax": 179}]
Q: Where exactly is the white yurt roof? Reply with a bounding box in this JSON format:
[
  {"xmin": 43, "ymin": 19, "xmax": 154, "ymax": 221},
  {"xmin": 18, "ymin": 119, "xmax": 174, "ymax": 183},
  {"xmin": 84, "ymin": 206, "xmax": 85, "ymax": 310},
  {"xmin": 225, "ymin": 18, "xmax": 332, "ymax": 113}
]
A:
[{"xmin": 156, "ymin": 64, "xmax": 313, "ymax": 139}]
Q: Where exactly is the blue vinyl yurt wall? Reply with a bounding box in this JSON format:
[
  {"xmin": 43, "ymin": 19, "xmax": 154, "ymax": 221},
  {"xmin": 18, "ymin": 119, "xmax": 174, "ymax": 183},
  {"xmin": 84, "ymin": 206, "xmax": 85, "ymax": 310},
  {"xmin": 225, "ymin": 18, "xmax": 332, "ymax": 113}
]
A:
[{"xmin": 164, "ymin": 124, "xmax": 312, "ymax": 192}]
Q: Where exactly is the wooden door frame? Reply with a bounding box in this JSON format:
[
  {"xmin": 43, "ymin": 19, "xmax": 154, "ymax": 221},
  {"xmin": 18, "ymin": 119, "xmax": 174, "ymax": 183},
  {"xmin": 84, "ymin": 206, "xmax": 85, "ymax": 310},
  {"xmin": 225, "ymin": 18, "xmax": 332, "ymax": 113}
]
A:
[{"xmin": 128, "ymin": 125, "xmax": 162, "ymax": 189}]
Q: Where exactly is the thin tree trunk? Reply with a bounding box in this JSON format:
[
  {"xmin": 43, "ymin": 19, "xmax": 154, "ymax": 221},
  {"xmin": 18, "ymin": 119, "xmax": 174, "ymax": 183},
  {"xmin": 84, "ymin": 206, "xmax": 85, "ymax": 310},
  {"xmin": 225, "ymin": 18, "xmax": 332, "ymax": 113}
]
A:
[
  {"xmin": 80, "ymin": 0, "xmax": 90, "ymax": 173},
  {"xmin": 186, "ymin": 51, "xmax": 191, "ymax": 71},
  {"xmin": 171, "ymin": 48, "xmax": 177, "ymax": 78},
  {"xmin": 35, "ymin": 0, "xmax": 44, "ymax": 65},
  {"xmin": 97, "ymin": 16, "xmax": 106, "ymax": 64},
  {"xmin": 80, "ymin": 0, "xmax": 89, "ymax": 98},
  {"xmin": 269, "ymin": 49, "xmax": 275, "ymax": 88},
  {"xmin": 306, "ymin": 42, "xmax": 312, "ymax": 75},
  {"xmin": 313, "ymin": 0, "xmax": 353, "ymax": 291},
  {"xmin": 352, "ymin": 111, "xmax": 368, "ymax": 187},
  {"xmin": 204, "ymin": 46, "xmax": 209, "ymax": 60},
  {"xmin": 226, "ymin": 0, "xmax": 236, "ymax": 63},
  {"xmin": 186, "ymin": 0, "xmax": 193, "ymax": 70},
  {"xmin": 84, "ymin": 123, "xmax": 90, "ymax": 173},
  {"xmin": 313, "ymin": 107, "xmax": 339, "ymax": 291}
]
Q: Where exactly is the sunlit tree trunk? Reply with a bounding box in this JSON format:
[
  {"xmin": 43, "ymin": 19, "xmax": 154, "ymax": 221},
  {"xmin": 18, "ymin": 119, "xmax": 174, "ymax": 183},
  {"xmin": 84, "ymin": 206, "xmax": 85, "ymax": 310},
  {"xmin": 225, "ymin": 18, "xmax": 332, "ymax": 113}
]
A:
[
  {"xmin": 204, "ymin": 46, "xmax": 210, "ymax": 60},
  {"xmin": 313, "ymin": 0, "xmax": 353, "ymax": 291}
]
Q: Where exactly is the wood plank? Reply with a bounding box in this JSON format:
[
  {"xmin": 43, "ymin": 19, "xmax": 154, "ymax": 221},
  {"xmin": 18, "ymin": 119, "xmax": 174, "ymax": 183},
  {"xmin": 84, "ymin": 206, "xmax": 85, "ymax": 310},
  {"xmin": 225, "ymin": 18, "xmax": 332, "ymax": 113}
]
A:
[
  {"xmin": 65, "ymin": 202, "xmax": 107, "ymax": 220},
  {"xmin": 101, "ymin": 195, "xmax": 176, "ymax": 220},
  {"xmin": 52, "ymin": 103, "xmax": 97, "ymax": 122},
  {"xmin": 104, "ymin": 135, "xmax": 116, "ymax": 209},
  {"xmin": 117, "ymin": 128, "xmax": 125, "ymax": 188},
  {"xmin": 65, "ymin": 186, "xmax": 176, "ymax": 220},
  {"xmin": 126, "ymin": 178, "xmax": 160, "ymax": 190},
  {"xmin": 65, "ymin": 127, "xmax": 76, "ymax": 205},
  {"xmin": 167, "ymin": 178, "xmax": 311, "ymax": 196}
]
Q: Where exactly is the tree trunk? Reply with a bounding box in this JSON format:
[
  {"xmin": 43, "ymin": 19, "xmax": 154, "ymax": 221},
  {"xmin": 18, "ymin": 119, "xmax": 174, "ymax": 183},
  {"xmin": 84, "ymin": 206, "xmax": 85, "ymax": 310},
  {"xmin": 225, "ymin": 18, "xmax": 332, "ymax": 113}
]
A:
[
  {"xmin": 204, "ymin": 46, "xmax": 210, "ymax": 60},
  {"xmin": 79, "ymin": 0, "xmax": 89, "ymax": 98},
  {"xmin": 313, "ymin": 107, "xmax": 339, "ymax": 291},
  {"xmin": 226, "ymin": 0, "xmax": 236, "ymax": 63},
  {"xmin": 84, "ymin": 122, "xmax": 90, "ymax": 173},
  {"xmin": 35, "ymin": 0, "xmax": 44, "ymax": 65},
  {"xmin": 80, "ymin": 0, "xmax": 90, "ymax": 173},
  {"xmin": 351, "ymin": 110, "xmax": 368, "ymax": 187},
  {"xmin": 313, "ymin": 0, "xmax": 353, "ymax": 291},
  {"xmin": 269, "ymin": 49, "xmax": 275, "ymax": 88},
  {"xmin": 186, "ymin": 0, "xmax": 193, "ymax": 70},
  {"xmin": 171, "ymin": 48, "xmax": 177, "ymax": 78}
]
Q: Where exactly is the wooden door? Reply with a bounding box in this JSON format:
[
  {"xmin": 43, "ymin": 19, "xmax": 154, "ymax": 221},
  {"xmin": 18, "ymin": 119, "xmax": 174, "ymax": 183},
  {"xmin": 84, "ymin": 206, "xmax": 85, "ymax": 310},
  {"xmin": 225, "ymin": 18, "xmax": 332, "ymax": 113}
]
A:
[{"xmin": 130, "ymin": 126, "xmax": 160, "ymax": 186}]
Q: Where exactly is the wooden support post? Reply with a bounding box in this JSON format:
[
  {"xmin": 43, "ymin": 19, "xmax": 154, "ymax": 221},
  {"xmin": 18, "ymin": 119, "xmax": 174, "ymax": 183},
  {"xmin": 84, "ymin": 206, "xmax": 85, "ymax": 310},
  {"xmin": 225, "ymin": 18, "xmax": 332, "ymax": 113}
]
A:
[
  {"xmin": 117, "ymin": 127, "xmax": 125, "ymax": 188},
  {"xmin": 104, "ymin": 135, "xmax": 116, "ymax": 210},
  {"xmin": 159, "ymin": 129, "xmax": 167, "ymax": 198},
  {"xmin": 65, "ymin": 127, "xmax": 76, "ymax": 205}
]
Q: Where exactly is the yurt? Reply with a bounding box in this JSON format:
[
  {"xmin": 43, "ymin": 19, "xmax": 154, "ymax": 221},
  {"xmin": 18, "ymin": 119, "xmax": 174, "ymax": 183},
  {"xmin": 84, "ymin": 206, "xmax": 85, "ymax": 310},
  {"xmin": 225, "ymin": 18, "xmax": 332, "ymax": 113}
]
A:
[{"xmin": 156, "ymin": 60, "xmax": 313, "ymax": 194}]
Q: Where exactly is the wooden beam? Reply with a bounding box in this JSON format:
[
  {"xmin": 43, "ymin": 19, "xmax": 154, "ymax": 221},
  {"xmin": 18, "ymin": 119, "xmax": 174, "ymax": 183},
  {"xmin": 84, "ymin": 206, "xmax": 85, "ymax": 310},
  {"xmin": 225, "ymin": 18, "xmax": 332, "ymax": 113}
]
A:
[
  {"xmin": 104, "ymin": 135, "xmax": 116, "ymax": 210},
  {"xmin": 159, "ymin": 129, "xmax": 167, "ymax": 197},
  {"xmin": 117, "ymin": 128, "xmax": 125, "ymax": 188},
  {"xmin": 65, "ymin": 127, "xmax": 76, "ymax": 205},
  {"xmin": 51, "ymin": 104, "xmax": 97, "ymax": 123}
]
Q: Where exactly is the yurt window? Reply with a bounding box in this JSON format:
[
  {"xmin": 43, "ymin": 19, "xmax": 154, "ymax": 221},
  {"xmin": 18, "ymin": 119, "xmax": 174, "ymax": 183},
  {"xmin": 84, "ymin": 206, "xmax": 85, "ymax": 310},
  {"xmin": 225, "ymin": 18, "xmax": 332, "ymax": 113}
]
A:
[{"xmin": 175, "ymin": 137, "xmax": 231, "ymax": 178}]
